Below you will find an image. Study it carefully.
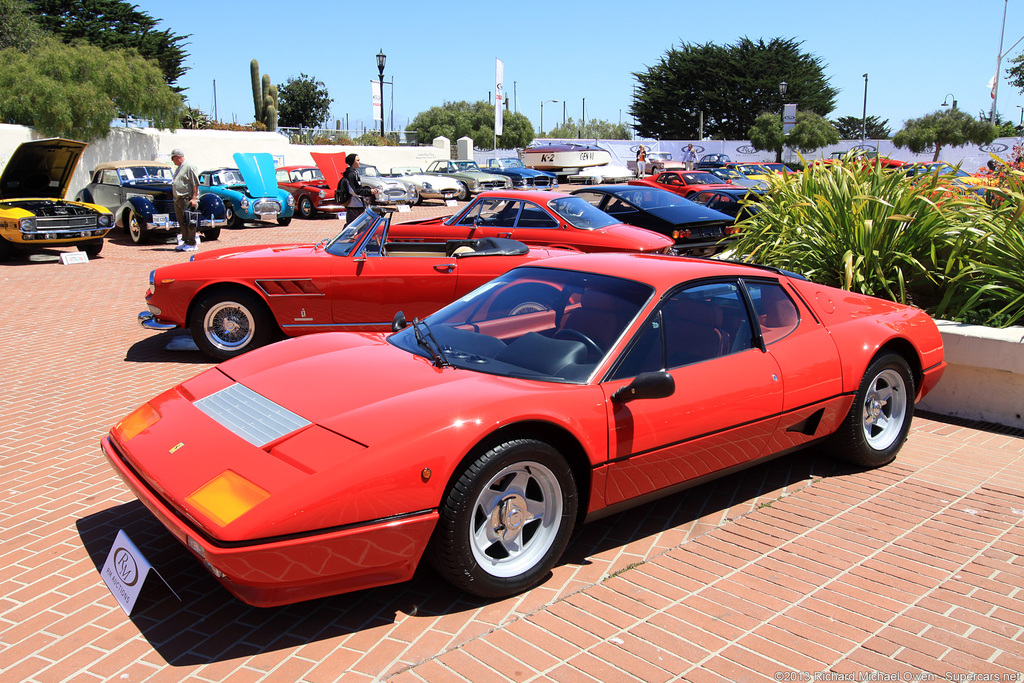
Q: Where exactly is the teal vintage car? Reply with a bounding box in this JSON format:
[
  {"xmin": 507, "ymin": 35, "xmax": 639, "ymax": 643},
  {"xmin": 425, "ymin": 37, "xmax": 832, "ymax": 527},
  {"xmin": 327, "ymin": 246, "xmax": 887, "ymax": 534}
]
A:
[{"xmin": 199, "ymin": 153, "xmax": 295, "ymax": 228}]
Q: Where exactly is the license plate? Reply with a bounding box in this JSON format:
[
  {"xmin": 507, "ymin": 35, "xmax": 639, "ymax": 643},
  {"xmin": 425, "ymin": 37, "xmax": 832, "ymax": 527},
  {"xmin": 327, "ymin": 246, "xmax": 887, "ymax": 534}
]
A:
[
  {"xmin": 152, "ymin": 213, "xmax": 169, "ymax": 225},
  {"xmin": 259, "ymin": 213, "xmax": 277, "ymax": 221}
]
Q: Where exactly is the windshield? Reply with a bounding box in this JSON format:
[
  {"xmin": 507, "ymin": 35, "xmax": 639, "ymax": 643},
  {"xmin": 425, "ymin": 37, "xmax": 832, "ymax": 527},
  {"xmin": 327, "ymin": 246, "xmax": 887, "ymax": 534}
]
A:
[
  {"xmin": 604, "ymin": 188, "xmax": 692, "ymax": 210},
  {"xmin": 548, "ymin": 196, "xmax": 619, "ymax": 229},
  {"xmin": 324, "ymin": 211, "xmax": 382, "ymax": 256},
  {"xmin": 389, "ymin": 267, "xmax": 654, "ymax": 383},
  {"xmin": 120, "ymin": 166, "xmax": 173, "ymax": 183},
  {"xmin": 211, "ymin": 169, "xmax": 245, "ymax": 186},
  {"xmin": 453, "ymin": 161, "xmax": 482, "ymax": 172},
  {"xmin": 392, "ymin": 167, "xmax": 423, "ymax": 176},
  {"xmin": 710, "ymin": 167, "xmax": 744, "ymax": 180},
  {"xmin": 497, "ymin": 158, "xmax": 524, "ymax": 168},
  {"xmin": 733, "ymin": 165, "xmax": 767, "ymax": 175},
  {"xmin": 357, "ymin": 166, "xmax": 382, "ymax": 178}
]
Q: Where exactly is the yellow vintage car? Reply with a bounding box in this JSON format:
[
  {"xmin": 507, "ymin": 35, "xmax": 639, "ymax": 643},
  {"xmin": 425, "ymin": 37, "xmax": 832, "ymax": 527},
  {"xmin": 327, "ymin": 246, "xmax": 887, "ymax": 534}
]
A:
[{"xmin": 0, "ymin": 138, "xmax": 114, "ymax": 262}]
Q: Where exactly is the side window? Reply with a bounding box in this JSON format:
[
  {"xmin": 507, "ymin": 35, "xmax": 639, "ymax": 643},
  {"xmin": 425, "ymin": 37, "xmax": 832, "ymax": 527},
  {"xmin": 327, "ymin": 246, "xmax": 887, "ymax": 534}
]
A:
[
  {"xmin": 745, "ymin": 281, "xmax": 799, "ymax": 344},
  {"xmin": 573, "ymin": 191, "xmax": 603, "ymax": 207},
  {"xmin": 611, "ymin": 312, "xmax": 664, "ymax": 380},
  {"xmin": 456, "ymin": 198, "xmax": 520, "ymax": 227},
  {"xmin": 661, "ymin": 282, "xmax": 752, "ymax": 368},
  {"xmin": 276, "ymin": 169, "xmax": 289, "ymax": 183},
  {"xmin": 516, "ymin": 202, "xmax": 558, "ymax": 228},
  {"xmin": 602, "ymin": 196, "xmax": 635, "ymax": 217},
  {"xmin": 102, "ymin": 170, "xmax": 120, "ymax": 185}
]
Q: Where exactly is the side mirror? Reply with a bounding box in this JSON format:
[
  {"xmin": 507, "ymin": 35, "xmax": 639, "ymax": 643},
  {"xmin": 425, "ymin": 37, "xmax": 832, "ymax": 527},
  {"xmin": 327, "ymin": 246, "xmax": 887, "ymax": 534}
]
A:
[
  {"xmin": 611, "ymin": 371, "xmax": 675, "ymax": 403},
  {"xmin": 391, "ymin": 311, "xmax": 407, "ymax": 332}
]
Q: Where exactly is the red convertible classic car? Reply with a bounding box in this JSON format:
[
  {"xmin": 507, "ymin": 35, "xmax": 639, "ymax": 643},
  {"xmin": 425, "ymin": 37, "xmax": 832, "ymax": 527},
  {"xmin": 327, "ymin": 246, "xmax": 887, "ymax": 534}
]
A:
[
  {"xmin": 389, "ymin": 189, "xmax": 674, "ymax": 253},
  {"xmin": 107, "ymin": 252, "xmax": 945, "ymax": 606},
  {"xmin": 275, "ymin": 165, "xmax": 343, "ymax": 219},
  {"xmin": 138, "ymin": 208, "xmax": 572, "ymax": 359}
]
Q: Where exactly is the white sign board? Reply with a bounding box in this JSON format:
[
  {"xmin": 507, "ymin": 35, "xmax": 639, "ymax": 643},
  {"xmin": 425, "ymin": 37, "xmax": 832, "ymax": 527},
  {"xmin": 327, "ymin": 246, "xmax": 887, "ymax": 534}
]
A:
[
  {"xmin": 60, "ymin": 252, "xmax": 89, "ymax": 265},
  {"xmin": 100, "ymin": 529, "xmax": 178, "ymax": 614}
]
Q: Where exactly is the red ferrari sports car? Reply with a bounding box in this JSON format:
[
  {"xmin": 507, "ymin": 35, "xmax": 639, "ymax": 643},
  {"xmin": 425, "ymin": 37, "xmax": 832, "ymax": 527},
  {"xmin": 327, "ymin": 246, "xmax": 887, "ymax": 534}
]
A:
[
  {"xmin": 628, "ymin": 170, "xmax": 737, "ymax": 199},
  {"xmin": 138, "ymin": 208, "xmax": 573, "ymax": 359},
  {"xmin": 106, "ymin": 252, "xmax": 945, "ymax": 607},
  {"xmin": 388, "ymin": 189, "xmax": 674, "ymax": 253}
]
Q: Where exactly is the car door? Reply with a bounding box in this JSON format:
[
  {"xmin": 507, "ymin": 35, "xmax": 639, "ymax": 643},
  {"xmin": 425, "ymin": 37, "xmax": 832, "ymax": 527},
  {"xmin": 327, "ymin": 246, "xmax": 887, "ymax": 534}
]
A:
[
  {"xmin": 92, "ymin": 169, "xmax": 123, "ymax": 210},
  {"xmin": 330, "ymin": 236, "xmax": 460, "ymax": 326},
  {"xmin": 599, "ymin": 280, "xmax": 784, "ymax": 506}
]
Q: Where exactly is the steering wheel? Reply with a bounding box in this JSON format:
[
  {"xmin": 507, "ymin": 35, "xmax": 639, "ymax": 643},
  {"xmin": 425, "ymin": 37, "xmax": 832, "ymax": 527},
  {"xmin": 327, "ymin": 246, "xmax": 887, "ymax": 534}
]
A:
[{"xmin": 554, "ymin": 329, "xmax": 603, "ymax": 358}]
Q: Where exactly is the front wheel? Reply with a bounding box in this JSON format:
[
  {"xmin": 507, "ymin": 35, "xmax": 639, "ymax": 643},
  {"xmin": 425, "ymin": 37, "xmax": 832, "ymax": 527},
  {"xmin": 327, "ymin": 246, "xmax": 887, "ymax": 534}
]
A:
[
  {"xmin": 201, "ymin": 228, "xmax": 221, "ymax": 241},
  {"xmin": 830, "ymin": 353, "xmax": 915, "ymax": 468},
  {"xmin": 456, "ymin": 181, "xmax": 470, "ymax": 202},
  {"xmin": 79, "ymin": 241, "xmax": 103, "ymax": 258},
  {"xmin": 127, "ymin": 212, "xmax": 148, "ymax": 244},
  {"xmin": 224, "ymin": 203, "xmax": 243, "ymax": 229},
  {"xmin": 297, "ymin": 195, "xmax": 315, "ymax": 219},
  {"xmin": 189, "ymin": 289, "xmax": 274, "ymax": 360},
  {"xmin": 429, "ymin": 439, "xmax": 577, "ymax": 598},
  {"xmin": 277, "ymin": 216, "xmax": 292, "ymax": 226}
]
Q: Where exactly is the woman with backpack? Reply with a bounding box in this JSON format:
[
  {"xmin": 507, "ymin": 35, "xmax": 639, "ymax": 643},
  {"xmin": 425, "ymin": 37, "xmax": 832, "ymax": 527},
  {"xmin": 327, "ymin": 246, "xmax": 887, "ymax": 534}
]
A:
[{"xmin": 337, "ymin": 153, "xmax": 378, "ymax": 225}]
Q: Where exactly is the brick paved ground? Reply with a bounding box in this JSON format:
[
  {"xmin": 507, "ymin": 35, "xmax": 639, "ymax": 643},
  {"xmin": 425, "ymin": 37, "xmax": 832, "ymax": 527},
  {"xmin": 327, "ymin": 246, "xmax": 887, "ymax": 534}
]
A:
[{"xmin": 1, "ymin": 196, "xmax": 1022, "ymax": 682}]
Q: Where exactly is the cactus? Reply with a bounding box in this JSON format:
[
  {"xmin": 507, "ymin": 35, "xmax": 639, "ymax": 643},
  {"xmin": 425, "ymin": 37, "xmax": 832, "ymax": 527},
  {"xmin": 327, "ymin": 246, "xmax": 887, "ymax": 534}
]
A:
[
  {"xmin": 249, "ymin": 61, "xmax": 279, "ymax": 131},
  {"xmin": 251, "ymin": 60, "xmax": 262, "ymax": 122}
]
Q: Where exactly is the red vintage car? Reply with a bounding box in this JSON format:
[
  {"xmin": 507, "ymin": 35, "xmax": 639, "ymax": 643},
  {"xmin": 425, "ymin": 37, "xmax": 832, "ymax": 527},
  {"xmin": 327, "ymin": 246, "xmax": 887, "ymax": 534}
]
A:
[
  {"xmin": 389, "ymin": 189, "xmax": 674, "ymax": 253},
  {"xmin": 138, "ymin": 208, "xmax": 573, "ymax": 359},
  {"xmin": 106, "ymin": 252, "xmax": 945, "ymax": 606},
  {"xmin": 275, "ymin": 165, "xmax": 344, "ymax": 219},
  {"xmin": 628, "ymin": 170, "xmax": 737, "ymax": 199}
]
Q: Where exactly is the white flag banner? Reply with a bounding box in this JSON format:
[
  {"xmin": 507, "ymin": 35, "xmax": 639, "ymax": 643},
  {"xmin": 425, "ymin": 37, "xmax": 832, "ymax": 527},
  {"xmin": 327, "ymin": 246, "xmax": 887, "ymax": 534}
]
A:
[
  {"xmin": 495, "ymin": 59, "xmax": 504, "ymax": 136},
  {"xmin": 371, "ymin": 80, "xmax": 382, "ymax": 122}
]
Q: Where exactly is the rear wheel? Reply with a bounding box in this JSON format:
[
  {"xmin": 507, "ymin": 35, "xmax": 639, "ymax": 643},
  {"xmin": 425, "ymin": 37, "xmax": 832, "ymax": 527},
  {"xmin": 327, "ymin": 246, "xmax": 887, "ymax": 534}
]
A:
[
  {"xmin": 456, "ymin": 181, "xmax": 470, "ymax": 202},
  {"xmin": 190, "ymin": 289, "xmax": 274, "ymax": 360},
  {"xmin": 830, "ymin": 353, "xmax": 915, "ymax": 468},
  {"xmin": 224, "ymin": 203, "xmax": 243, "ymax": 228},
  {"xmin": 429, "ymin": 439, "xmax": 577, "ymax": 598},
  {"xmin": 201, "ymin": 228, "xmax": 221, "ymax": 241}
]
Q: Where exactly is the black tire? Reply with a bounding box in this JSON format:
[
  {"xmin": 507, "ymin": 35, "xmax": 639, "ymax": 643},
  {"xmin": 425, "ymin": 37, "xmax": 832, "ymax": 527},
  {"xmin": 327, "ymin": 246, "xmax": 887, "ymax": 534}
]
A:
[
  {"xmin": 126, "ymin": 211, "xmax": 148, "ymax": 244},
  {"xmin": 224, "ymin": 203, "xmax": 243, "ymax": 229},
  {"xmin": 429, "ymin": 439, "xmax": 577, "ymax": 598},
  {"xmin": 297, "ymin": 195, "xmax": 315, "ymax": 219},
  {"xmin": 201, "ymin": 228, "xmax": 221, "ymax": 241},
  {"xmin": 277, "ymin": 216, "xmax": 292, "ymax": 226},
  {"xmin": 456, "ymin": 181, "xmax": 471, "ymax": 202},
  {"xmin": 829, "ymin": 353, "xmax": 915, "ymax": 468},
  {"xmin": 79, "ymin": 241, "xmax": 103, "ymax": 258},
  {"xmin": 189, "ymin": 289, "xmax": 274, "ymax": 360}
]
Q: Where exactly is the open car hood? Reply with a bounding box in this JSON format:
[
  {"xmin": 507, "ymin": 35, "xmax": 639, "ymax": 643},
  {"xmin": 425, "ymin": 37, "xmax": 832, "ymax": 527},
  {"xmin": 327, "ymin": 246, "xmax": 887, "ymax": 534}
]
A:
[
  {"xmin": 232, "ymin": 152, "xmax": 280, "ymax": 198},
  {"xmin": 310, "ymin": 152, "xmax": 348, "ymax": 191},
  {"xmin": 0, "ymin": 138, "xmax": 87, "ymax": 200}
]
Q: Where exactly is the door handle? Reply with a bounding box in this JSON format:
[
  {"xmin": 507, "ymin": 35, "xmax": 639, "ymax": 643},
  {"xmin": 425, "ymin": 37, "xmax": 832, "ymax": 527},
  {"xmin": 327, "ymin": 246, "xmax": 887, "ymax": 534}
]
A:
[{"xmin": 434, "ymin": 264, "xmax": 456, "ymax": 273}]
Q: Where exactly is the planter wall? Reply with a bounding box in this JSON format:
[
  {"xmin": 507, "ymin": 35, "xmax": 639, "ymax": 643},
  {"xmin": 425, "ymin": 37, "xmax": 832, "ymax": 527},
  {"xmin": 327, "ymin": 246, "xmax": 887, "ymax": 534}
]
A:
[{"xmin": 917, "ymin": 320, "xmax": 1024, "ymax": 429}]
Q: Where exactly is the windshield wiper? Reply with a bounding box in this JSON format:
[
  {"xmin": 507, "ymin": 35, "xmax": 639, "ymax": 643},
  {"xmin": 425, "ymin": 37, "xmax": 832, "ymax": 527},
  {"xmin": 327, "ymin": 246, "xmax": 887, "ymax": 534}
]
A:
[{"xmin": 411, "ymin": 318, "xmax": 450, "ymax": 368}]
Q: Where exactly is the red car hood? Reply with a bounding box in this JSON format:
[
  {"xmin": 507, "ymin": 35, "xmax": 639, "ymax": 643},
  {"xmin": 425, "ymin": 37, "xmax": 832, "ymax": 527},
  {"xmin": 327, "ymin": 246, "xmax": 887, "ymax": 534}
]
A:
[
  {"xmin": 189, "ymin": 242, "xmax": 316, "ymax": 262},
  {"xmin": 218, "ymin": 333, "xmax": 548, "ymax": 445}
]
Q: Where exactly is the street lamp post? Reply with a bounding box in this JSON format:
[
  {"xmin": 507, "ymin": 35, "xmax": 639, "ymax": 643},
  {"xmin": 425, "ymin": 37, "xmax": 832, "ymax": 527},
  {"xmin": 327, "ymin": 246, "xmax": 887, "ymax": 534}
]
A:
[
  {"xmin": 376, "ymin": 50, "xmax": 386, "ymax": 138},
  {"xmin": 540, "ymin": 99, "xmax": 558, "ymax": 137},
  {"xmin": 941, "ymin": 93, "xmax": 958, "ymax": 111},
  {"xmin": 778, "ymin": 81, "xmax": 787, "ymax": 163}
]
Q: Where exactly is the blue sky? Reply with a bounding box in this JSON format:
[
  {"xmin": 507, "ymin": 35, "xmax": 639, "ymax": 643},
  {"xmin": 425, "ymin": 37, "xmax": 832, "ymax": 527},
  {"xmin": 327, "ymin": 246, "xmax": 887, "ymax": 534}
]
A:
[{"xmin": 140, "ymin": 0, "xmax": 1024, "ymax": 137}]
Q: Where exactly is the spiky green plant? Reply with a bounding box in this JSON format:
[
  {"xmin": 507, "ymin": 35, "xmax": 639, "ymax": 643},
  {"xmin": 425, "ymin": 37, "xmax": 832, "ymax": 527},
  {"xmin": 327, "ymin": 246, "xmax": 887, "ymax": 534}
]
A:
[{"xmin": 727, "ymin": 154, "xmax": 981, "ymax": 309}]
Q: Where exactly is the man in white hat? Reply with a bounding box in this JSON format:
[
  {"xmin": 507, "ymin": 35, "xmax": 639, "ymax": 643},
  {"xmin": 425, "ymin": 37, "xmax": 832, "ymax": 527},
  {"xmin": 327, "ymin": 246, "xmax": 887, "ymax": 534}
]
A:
[{"xmin": 170, "ymin": 148, "xmax": 200, "ymax": 252}]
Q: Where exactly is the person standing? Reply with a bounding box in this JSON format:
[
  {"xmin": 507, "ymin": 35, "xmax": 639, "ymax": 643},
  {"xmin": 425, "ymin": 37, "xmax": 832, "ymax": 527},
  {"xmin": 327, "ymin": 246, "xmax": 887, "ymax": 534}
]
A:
[
  {"xmin": 340, "ymin": 153, "xmax": 377, "ymax": 225},
  {"xmin": 170, "ymin": 148, "xmax": 200, "ymax": 252},
  {"xmin": 681, "ymin": 144, "xmax": 697, "ymax": 170},
  {"xmin": 635, "ymin": 145, "xmax": 647, "ymax": 177}
]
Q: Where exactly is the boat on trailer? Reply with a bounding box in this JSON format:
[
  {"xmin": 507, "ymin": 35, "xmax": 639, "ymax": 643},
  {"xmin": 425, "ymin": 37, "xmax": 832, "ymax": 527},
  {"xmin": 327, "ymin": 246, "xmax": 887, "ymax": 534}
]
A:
[{"xmin": 522, "ymin": 143, "xmax": 612, "ymax": 171}]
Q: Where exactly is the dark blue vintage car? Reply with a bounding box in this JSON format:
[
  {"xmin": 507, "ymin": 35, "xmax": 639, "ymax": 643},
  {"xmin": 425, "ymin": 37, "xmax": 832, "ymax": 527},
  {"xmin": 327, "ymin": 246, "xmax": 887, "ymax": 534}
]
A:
[
  {"xmin": 570, "ymin": 184, "xmax": 738, "ymax": 256},
  {"xmin": 484, "ymin": 157, "xmax": 558, "ymax": 189},
  {"xmin": 689, "ymin": 187, "xmax": 765, "ymax": 223},
  {"xmin": 78, "ymin": 160, "xmax": 227, "ymax": 244}
]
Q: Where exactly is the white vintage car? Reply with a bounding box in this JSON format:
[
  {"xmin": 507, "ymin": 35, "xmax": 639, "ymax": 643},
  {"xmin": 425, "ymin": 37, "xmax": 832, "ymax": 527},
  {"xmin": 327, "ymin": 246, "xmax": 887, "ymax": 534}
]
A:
[
  {"xmin": 356, "ymin": 165, "xmax": 418, "ymax": 205},
  {"xmin": 387, "ymin": 166, "xmax": 461, "ymax": 204}
]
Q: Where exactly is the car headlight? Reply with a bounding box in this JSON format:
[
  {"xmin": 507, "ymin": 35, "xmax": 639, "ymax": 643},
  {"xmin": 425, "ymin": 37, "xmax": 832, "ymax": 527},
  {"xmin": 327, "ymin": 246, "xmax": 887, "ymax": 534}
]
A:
[
  {"xmin": 19, "ymin": 217, "xmax": 36, "ymax": 232},
  {"xmin": 97, "ymin": 214, "xmax": 112, "ymax": 228},
  {"xmin": 422, "ymin": 182, "xmax": 433, "ymax": 191},
  {"xmin": 240, "ymin": 197, "xmax": 250, "ymax": 211},
  {"xmin": 318, "ymin": 190, "xmax": 325, "ymax": 199},
  {"xmin": 286, "ymin": 194, "xmax": 295, "ymax": 208}
]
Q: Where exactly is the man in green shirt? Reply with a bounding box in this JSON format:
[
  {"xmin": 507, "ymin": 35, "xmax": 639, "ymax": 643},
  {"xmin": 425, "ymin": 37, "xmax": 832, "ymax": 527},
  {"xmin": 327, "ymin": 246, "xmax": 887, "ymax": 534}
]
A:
[{"xmin": 170, "ymin": 148, "xmax": 200, "ymax": 252}]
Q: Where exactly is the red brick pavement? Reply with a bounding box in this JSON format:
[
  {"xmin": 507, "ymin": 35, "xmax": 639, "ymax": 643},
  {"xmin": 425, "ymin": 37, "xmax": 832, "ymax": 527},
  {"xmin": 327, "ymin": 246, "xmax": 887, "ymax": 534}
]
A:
[{"xmin": 1, "ymin": 197, "xmax": 1022, "ymax": 682}]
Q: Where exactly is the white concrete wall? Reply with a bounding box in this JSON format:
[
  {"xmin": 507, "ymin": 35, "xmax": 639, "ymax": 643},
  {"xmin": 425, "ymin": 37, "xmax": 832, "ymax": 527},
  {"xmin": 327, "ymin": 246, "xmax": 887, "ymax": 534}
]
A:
[
  {"xmin": 0, "ymin": 123, "xmax": 449, "ymax": 197},
  {"xmin": 917, "ymin": 321, "xmax": 1024, "ymax": 429}
]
